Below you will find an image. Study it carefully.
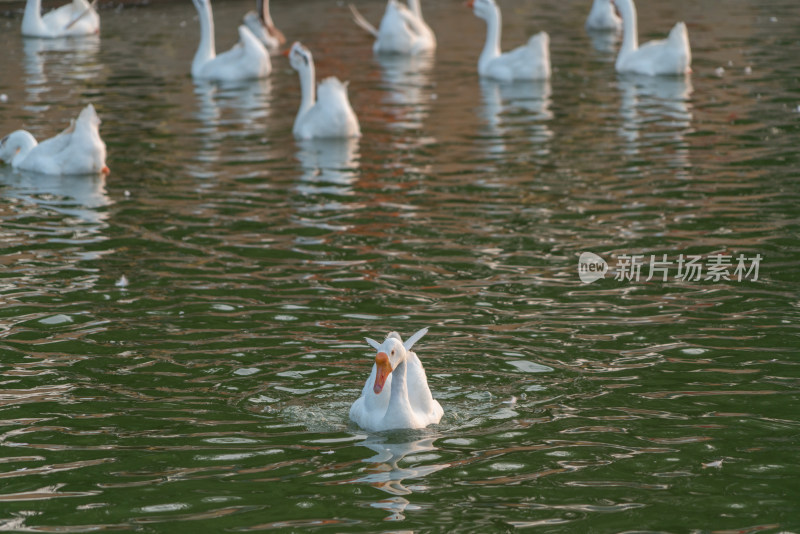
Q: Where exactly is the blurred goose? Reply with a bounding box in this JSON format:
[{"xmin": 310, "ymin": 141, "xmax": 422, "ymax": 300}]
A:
[
  {"xmin": 468, "ymin": 0, "xmax": 550, "ymax": 82},
  {"xmin": 585, "ymin": 0, "xmax": 621, "ymax": 32},
  {"xmin": 191, "ymin": 0, "xmax": 271, "ymax": 82},
  {"xmin": 287, "ymin": 42, "xmax": 361, "ymax": 140},
  {"xmin": 22, "ymin": 0, "xmax": 99, "ymax": 38},
  {"xmin": 0, "ymin": 104, "xmax": 108, "ymax": 175},
  {"xmin": 613, "ymin": 0, "xmax": 690, "ymax": 75},
  {"xmin": 350, "ymin": 328, "xmax": 443, "ymax": 432},
  {"xmin": 349, "ymin": 0, "xmax": 435, "ymax": 55},
  {"xmin": 242, "ymin": 0, "xmax": 285, "ymax": 54}
]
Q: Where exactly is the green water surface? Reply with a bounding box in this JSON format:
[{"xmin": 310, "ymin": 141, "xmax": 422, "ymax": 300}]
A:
[{"xmin": 0, "ymin": 0, "xmax": 798, "ymax": 532}]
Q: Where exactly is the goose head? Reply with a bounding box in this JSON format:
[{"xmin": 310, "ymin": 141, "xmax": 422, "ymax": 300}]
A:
[
  {"xmin": 467, "ymin": 0, "xmax": 498, "ymax": 22},
  {"xmin": 365, "ymin": 328, "xmax": 428, "ymax": 395},
  {"xmin": 288, "ymin": 41, "xmax": 313, "ymax": 73},
  {"xmin": 0, "ymin": 131, "xmax": 33, "ymax": 164},
  {"xmin": 369, "ymin": 334, "xmax": 407, "ymax": 395},
  {"xmin": 257, "ymin": 0, "xmax": 285, "ymax": 43},
  {"xmin": 0, "ymin": 134, "xmax": 15, "ymax": 163}
]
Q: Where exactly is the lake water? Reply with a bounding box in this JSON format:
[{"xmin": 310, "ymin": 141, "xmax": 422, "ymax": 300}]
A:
[{"xmin": 0, "ymin": 0, "xmax": 798, "ymax": 531}]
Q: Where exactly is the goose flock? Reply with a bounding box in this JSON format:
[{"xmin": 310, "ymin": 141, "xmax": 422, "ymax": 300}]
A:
[{"xmin": 1, "ymin": 0, "xmax": 693, "ymax": 431}]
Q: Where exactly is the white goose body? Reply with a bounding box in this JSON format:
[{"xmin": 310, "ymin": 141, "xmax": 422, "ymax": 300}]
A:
[
  {"xmin": 0, "ymin": 104, "xmax": 108, "ymax": 176},
  {"xmin": 350, "ymin": 328, "xmax": 443, "ymax": 432},
  {"xmin": 22, "ymin": 0, "xmax": 99, "ymax": 38},
  {"xmin": 469, "ymin": 0, "xmax": 550, "ymax": 82},
  {"xmin": 350, "ymin": 0, "xmax": 435, "ymax": 55},
  {"xmin": 191, "ymin": 0, "xmax": 271, "ymax": 82},
  {"xmin": 242, "ymin": 0, "xmax": 285, "ymax": 54},
  {"xmin": 613, "ymin": 0, "xmax": 690, "ymax": 76},
  {"xmin": 585, "ymin": 0, "xmax": 621, "ymax": 32},
  {"xmin": 289, "ymin": 42, "xmax": 361, "ymax": 140}
]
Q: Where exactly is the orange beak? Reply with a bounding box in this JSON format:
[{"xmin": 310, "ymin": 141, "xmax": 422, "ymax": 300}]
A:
[
  {"xmin": 465, "ymin": 0, "xmax": 474, "ymax": 7},
  {"xmin": 281, "ymin": 48, "xmax": 291, "ymax": 57},
  {"xmin": 373, "ymin": 352, "xmax": 392, "ymax": 394}
]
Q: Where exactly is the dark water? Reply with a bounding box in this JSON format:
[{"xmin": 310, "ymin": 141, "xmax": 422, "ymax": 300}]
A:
[{"xmin": 0, "ymin": 0, "xmax": 799, "ymax": 531}]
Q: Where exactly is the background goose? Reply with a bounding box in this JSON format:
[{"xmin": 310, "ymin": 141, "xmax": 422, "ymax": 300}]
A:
[
  {"xmin": 469, "ymin": 0, "xmax": 550, "ymax": 82},
  {"xmin": 22, "ymin": 0, "xmax": 99, "ymax": 38},
  {"xmin": 613, "ymin": 0, "xmax": 691, "ymax": 75},
  {"xmin": 288, "ymin": 42, "xmax": 361, "ymax": 140},
  {"xmin": 350, "ymin": 0, "xmax": 436, "ymax": 55},
  {"xmin": 585, "ymin": 0, "xmax": 621, "ymax": 32},
  {"xmin": 191, "ymin": 0, "xmax": 271, "ymax": 82},
  {"xmin": 0, "ymin": 104, "xmax": 108, "ymax": 175},
  {"xmin": 242, "ymin": 0, "xmax": 285, "ymax": 54}
]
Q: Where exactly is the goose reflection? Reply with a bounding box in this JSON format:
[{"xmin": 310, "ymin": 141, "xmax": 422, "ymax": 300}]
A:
[
  {"xmin": 354, "ymin": 434, "xmax": 449, "ymax": 521},
  {"xmin": 23, "ymin": 36, "xmax": 100, "ymax": 109},
  {"xmin": 192, "ymin": 80, "xmax": 271, "ymax": 170},
  {"xmin": 295, "ymin": 137, "xmax": 359, "ymax": 198},
  {"xmin": 194, "ymin": 80, "xmax": 271, "ymax": 134},
  {"xmin": 617, "ymin": 73, "xmax": 693, "ymax": 169},
  {"xmin": 586, "ymin": 27, "xmax": 621, "ymax": 55},
  {"xmin": 377, "ymin": 52, "xmax": 435, "ymax": 134},
  {"xmin": 0, "ymin": 168, "xmax": 111, "ymax": 224},
  {"xmin": 293, "ymin": 138, "xmax": 360, "ymax": 232},
  {"xmin": 480, "ymin": 78, "xmax": 553, "ymax": 156}
]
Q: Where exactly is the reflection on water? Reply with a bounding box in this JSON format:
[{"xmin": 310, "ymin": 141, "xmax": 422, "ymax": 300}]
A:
[
  {"xmin": 293, "ymin": 137, "xmax": 360, "ymax": 231},
  {"xmin": 617, "ymin": 73, "xmax": 693, "ymax": 169},
  {"xmin": 191, "ymin": 80, "xmax": 272, "ymax": 172},
  {"xmin": 353, "ymin": 435, "xmax": 448, "ymax": 521},
  {"xmin": 586, "ymin": 27, "xmax": 621, "ymax": 55},
  {"xmin": 0, "ymin": 168, "xmax": 111, "ymax": 224},
  {"xmin": 23, "ymin": 36, "xmax": 100, "ymax": 112},
  {"xmin": 295, "ymin": 138, "xmax": 359, "ymax": 193},
  {"xmin": 193, "ymin": 80, "xmax": 271, "ymax": 135},
  {"xmin": 480, "ymin": 78, "xmax": 553, "ymax": 156},
  {"xmin": 378, "ymin": 52, "xmax": 435, "ymax": 133}
]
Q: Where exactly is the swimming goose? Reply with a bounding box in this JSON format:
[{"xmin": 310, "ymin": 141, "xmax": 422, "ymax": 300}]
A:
[
  {"xmin": 191, "ymin": 0, "xmax": 271, "ymax": 82},
  {"xmin": 0, "ymin": 104, "xmax": 108, "ymax": 175},
  {"xmin": 468, "ymin": 0, "xmax": 550, "ymax": 82},
  {"xmin": 287, "ymin": 42, "xmax": 361, "ymax": 140},
  {"xmin": 350, "ymin": 328, "xmax": 443, "ymax": 432},
  {"xmin": 613, "ymin": 0, "xmax": 691, "ymax": 76}
]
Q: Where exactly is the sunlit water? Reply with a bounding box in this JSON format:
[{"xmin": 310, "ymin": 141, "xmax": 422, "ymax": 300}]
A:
[{"xmin": 0, "ymin": 0, "xmax": 799, "ymax": 531}]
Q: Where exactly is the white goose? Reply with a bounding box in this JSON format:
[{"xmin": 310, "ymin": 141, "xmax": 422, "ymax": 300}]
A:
[
  {"xmin": 0, "ymin": 104, "xmax": 108, "ymax": 175},
  {"xmin": 613, "ymin": 0, "xmax": 690, "ymax": 76},
  {"xmin": 287, "ymin": 42, "xmax": 361, "ymax": 140},
  {"xmin": 350, "ymin": 328, "xmax": 443, "ymax": 432},
  {"xmin": 242, "ymin": 0, "xmax": 285, "ymax": 54},
  {"xmin": 22, "ymin": 0, "xmax": 99, "ymax": 38},
  {"xmin": 585, "ymin": 0, "xmax": 621, "ymax": 32},
  {"xmin": 349, "ymin": 0, "xmax": 436, "ymax": 55},
  {"xmin": 191, "ymin": 0, "xmax": 271, "ymax": 82},
  {"xmin": 469, "ymin": 0, "xmax": 550, "ymax": 82}
]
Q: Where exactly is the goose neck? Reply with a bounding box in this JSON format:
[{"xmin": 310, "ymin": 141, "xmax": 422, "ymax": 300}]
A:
[
  {"xmin": 616, "ymin": 0, "xmax": 639, "ymax": 54},
  {"xmin": 478, "ymin": 4, "xmax": 502, "ymax": 73},
  {"xmin": 260, "ymin": 0, "xmax": 275, "ymax": 27},
  {"xmin": 192, "ymin": 1, "xmax": 216, "ymax": 76},
  {"xmin": 407, "ymin": 0, "xmax": 422, "ymax": 19},
  {"xmin": 387, "ymin": 357, "xmax": 409, "ymax": 408},
  {"xmin": 297, "ymin": 61, "xmax": 316, "ymax": 117},
  {"xmin": 22, "ymin": 0, "xmax": 46, "ymax": 35},
  {"xmin": 5, "ymin": 131, "xmax": 38, "ymax": 168}
]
